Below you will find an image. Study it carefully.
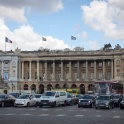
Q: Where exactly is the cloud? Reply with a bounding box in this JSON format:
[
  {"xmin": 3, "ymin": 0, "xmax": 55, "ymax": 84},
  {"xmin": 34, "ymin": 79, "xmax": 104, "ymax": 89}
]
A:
[
  {"xmin": 0, "ymin": 0, "xmax": 63, "ymax": 22},
  {"xmin": 81, "ymin": 0, "xmax": 124, "ymax": 40},
  {"xmin": 0, "ymin": 18, "xmax": 69, "ymax": 51},
  {"xmin": 81, "ymin": 31, "xmax": 88, "ymax": 39},
  {"xmin": 88, "ymin": 41, "xmax": 101, "ymax": 50}
]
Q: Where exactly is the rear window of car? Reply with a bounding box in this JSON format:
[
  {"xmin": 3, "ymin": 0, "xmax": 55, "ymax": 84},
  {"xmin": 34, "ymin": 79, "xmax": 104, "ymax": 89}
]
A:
[
  {"xmin": 0, "ymin": 95, "xmax": 5, "ymax": 98},
  {"xmin": 60, "ymin": 92, "xmax": 66, "ymax": 96},
  {"xmin": 35, "ymin": 94, "xmax": 42, "ymax": 98}
]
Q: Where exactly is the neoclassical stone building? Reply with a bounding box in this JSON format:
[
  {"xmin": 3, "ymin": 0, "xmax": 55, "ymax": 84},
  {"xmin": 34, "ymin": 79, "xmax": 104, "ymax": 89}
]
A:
[
  {"xmin": 15, "ymin": 44, "xmax": 124, "ymax": 94},
  {"xmin": 0, "ymin": 50, "xmax": 19, "ymax": 93}
]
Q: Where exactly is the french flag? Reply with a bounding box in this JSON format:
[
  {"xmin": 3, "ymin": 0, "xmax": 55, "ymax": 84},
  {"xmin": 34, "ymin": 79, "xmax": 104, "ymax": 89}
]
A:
[{"xmin": 5, "ymin": 37, "xmax": 12, "ymax": 43}]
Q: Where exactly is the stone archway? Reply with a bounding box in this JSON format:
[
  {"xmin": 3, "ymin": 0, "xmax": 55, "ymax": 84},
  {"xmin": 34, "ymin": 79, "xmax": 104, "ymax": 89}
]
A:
[
  {"xmin": 88, "ymin": 84, "xmax": 94, "ymax": 91},
  {"xmin": 71, "ymin": 84, "xmax": 77, "ymax": 89},
  {"xmin": 47, "ymin": 84, "xmax": 53, "ymax": 90},
  {"xmin": 80, "ymin": 84, "xmax": 85, "ymax": 94},
  {"xmin": 55, "ymin": 84, "xmax": 60, "ymax": 89},
  {"xmin": 39, "ymin": 84, "xmax": 44, "ymax": 94},
  {"xmin": 63, "ymin": 83, "xmax": 69, "ymax": 90},
  {"xmin": 31, "ymin": 84, "xmax": 36, "ymax": 93},
  {"xmin": 24, "ymin": 84, "xmax": 28, "ymax": 90}
]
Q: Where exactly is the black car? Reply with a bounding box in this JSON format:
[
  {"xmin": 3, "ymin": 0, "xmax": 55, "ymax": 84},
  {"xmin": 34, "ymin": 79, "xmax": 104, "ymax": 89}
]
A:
[
  {"xmin": 112, "ymin": 94, "xmax": 123, "ymax": 107},
  {"xmin": 95, "ymin": 94, "xmax": 114, "ymax": 109},
  {"xmin": 9, "ymin": 92, "xmax": 20, "ymax": 98},
  {"xmin": 66, "ymin": 93, "xmax": 77, "ymax": 105},
  {"xmin": 0, "ymin": 94, "xmax": 16, "ymax": 107},
  {"xmin": 78, "ymin": 94, "xmax": 95, "ymax": 108},
  {"xmin": 119, "ymin": 97, "xmax": 124, "ymax": 109}
]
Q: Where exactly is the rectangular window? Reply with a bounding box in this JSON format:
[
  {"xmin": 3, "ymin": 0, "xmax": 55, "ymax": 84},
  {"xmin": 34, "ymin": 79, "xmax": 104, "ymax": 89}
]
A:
[
  {"xmin": 82, "ymin": 73, "xmax": 86, "ymax": 79},
  {"xmin": 106, "ymin": 72, "xmax": 111, "ymax": 80},
  {"xmin": 4, "ymin": 62, "xmax": 8, "ymax": 68},
  {"xmin": 58, "ymin": 73, "xmax": 61, "ymax": 79},
  {"xmin": 4, "ymin": 72, "xmax": 9, "ymax": 80},
  {"xmin": 66, "ymin": 72, "xmax": 69, "ymax": 79},
  {"xmin": 91, "ymin": 63, "xmax": 94, "ymax": 67},
  {"xmin": 99, "ymin": 62, "xmax": 102, "ymax": 67},
  {"xmin": 74, "ymin": 63, "xmax": 77, "ymax": 67},
  {"xmin": 35, "ymin": 72, "xmax": 37, "ymax": 79},
  {"xmin": 50, "ymin": 73, "xmax": 53, "ymax": 79},
  {"xmin": 66, "ymin": 64, "xmax": 69, "ymax": 68},
  {"xmin": 82, "ymin": 63, "xmax": 86, "ymax": 67},
  {"xmin": 107, "ymin": 61, "xmax": 111, "ymax": 66},
  {"xmin": 58, "ymin": 64, "xmax": 61, "ymax": 68},
  {"xmin": 51, "ymin": 64, "xmax": 53, "ymax": 68},
  {"xmin": 90, "ymin": 72, "xmax": 94, "ymax": 79},
  {"xmin": 74, "ymin": 73, "xmax": 77, "ymax": 79},
  {"xmin": 98, "ymin": 72, "xmax": 103, "ymax": 79}
]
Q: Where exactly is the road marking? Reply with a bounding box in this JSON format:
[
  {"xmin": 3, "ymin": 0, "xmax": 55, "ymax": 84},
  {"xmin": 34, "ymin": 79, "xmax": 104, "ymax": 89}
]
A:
[
  {"xmin": 56, "ymin": 114, "xmax": 65, "ymax": 116},
  {"xmin": 2, "ymin": 113, "xmax": 15, "ymax": 115},
  {"xmin": 113, "ymin": 116, "xmax": 121, "ymax": 118},
  {"xmin": 29, "ymin": 109, "xmax": 36, "ymax": 110},
  {"xmin": 75, "ymin": 115, "xmax": 84, "ymax": 117},
  {"xmin": 39, "ymin": 114, "xmax": 49, "ymax": 116},
  {"xmin": 23, "ymin": 114, "xmax": 32, "ymax": 115},
  {"xmin": 40, "ymin": 109, "xmax": 48, "ymax": 111},
  {"xmin": 68, "ymin": 109, "xmax": 75, "ymax": 111},
  {"xmin": 95, "ymin": 115, "xmax": 102, "ymax": 117},
  {"xmin": 80, "ymin": 110, "xmax": 87, "ymax": 111},
  {"xmin": 55, "ymin": 109, "xmax": 62, "ymax": 111}
]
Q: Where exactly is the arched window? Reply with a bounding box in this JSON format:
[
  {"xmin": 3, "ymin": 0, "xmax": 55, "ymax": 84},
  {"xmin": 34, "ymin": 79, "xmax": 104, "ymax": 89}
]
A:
[{"xmin": 24, "ymin": 84, "xmax": 28, "ymax": 90}]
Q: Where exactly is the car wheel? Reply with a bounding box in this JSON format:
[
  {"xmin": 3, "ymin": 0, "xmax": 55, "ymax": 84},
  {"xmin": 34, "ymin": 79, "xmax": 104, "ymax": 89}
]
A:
[
  {"xmin": 27, "ymin": 102, "xmax": 30, "ymax": 107},
  {"xmin": 1, "ymin": 102, "xmax": 4, "ymax": 107},
  {"xmin": 39, "ymin": 105, "xmax": 42, "ymax": 108},
  {"xmin": 112, "ymin": 104, "xmax": 114, "ymax": 109},
  {"xmin": 108, "ymin": 105, "xmax": 110, "ymax": 109},
  {"xmin": 95, "ymin": 107, "xmax": 98, "ymax": 109},
  {"xmin": 78, "ymin": 105, "xmax": 80, "ymax": 108},
  {"xmin": 120, "ymin": 106, "xmax": 123, "ymax": 109},
  {"xmin": 35, "ymin": 102, "xmax": 38, "ymax": 107}
]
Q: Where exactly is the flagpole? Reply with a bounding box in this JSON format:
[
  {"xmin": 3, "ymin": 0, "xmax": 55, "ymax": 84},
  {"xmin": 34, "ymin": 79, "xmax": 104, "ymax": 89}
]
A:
[{"xmin": 5, "ymin": 41, "xmax": 6, "ymax": 52}]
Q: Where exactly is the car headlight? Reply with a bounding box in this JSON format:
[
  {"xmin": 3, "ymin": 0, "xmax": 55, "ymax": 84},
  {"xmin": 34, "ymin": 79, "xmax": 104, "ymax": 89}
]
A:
[
  {"xmin": 105, "ymin": 101, "xmax": 109, "ymax": 105},
  {"xmin": 88, "ymin": 101, "xmax": 91, "ymax": 104}
]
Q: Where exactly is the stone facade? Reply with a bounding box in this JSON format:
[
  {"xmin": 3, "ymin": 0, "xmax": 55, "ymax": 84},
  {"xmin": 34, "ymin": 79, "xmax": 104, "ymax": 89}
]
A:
[
  {"xmin": 0, "ymin": 50, "xmax": 19, "ymax": 93},
  {"xmin": 1, "ymin": 45, "xmax": 124, "ymax": 94}
]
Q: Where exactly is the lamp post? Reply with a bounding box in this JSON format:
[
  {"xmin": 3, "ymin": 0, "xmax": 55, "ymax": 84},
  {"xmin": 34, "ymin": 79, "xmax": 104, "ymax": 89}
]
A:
[
  {"xmin": 11, "ymin": 80, "xmax": 13, "ymax": 92},
  {"xmin": 122, "ymin": 73, "xmax": 124, "ymax": 94}
]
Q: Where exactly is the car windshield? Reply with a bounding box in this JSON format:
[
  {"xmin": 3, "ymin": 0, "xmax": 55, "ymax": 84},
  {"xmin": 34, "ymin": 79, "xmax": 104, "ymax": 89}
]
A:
[
  {"xmin": 0, "ymin": 95, "xmax": 5, "ymax": 99},
  {"xmin": 18, "ymin": 95, "xmax": 29, "ymax": 99},
  {"xmin": 10, "ymin": 93, "xmax": 19, "ymax": 98},
  {"xmin": 112, "ymin": 95, "xmax": 120, "ymax": 99},
  {"xmin": 35, "ymin": 94, "xmax": 42, "ymax": 98},
  {"xmin": 83, "ymin": 95, "xmax": 93, "ymax": 99},
  {"xmin": 98, "ymin": 96, "xmax": 110, "ymax": 100},
  {"xmin": 43, "ymin": 91, "xmax": 56, "ymax": 96}
]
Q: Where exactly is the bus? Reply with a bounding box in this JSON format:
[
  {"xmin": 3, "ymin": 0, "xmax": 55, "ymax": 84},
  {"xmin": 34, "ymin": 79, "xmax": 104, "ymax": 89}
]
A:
[{"xmin": 94, "ymin": 81, "xmax": 123, "ymax": 95}]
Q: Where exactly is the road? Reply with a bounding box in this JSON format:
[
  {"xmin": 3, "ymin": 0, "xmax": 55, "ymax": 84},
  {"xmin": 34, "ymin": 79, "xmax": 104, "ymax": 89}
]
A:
[{"xmin": 0, "ymin": 105, "xmax": 124, "ymax": 124}]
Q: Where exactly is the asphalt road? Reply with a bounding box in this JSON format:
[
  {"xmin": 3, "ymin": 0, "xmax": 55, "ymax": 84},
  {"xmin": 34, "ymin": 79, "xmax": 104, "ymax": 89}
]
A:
[{"xmin": 0, "ymin": 105, "xmax": 124, "ymax": 124}]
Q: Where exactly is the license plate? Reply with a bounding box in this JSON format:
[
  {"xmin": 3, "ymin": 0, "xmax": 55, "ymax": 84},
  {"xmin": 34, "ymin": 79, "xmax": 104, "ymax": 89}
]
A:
[{"xmin": 42, "ymin": 103, "xmax": 47, "ymax": 104}]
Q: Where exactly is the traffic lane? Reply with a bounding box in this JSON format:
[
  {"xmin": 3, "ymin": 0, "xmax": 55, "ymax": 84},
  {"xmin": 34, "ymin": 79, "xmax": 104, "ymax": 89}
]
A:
[{"xmin": 0, "ymin": 106, "xmax": 124, "ymax": 124}]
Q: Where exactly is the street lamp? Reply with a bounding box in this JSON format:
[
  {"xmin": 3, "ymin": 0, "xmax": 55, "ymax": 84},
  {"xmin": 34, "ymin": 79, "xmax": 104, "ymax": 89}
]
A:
[
  {"xmin": 122, "ymin": 73, "xmax": 124, "ymax": 94},
  {"xmin": 11, "ymin": 80, "xmax": 13, "ymax": 92}
]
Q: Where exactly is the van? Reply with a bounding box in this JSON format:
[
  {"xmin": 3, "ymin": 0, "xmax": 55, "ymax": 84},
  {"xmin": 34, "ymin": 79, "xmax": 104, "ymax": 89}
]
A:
[{"xmin": 38, "ymin": 90, "xmax": 68, "ymax": 107}]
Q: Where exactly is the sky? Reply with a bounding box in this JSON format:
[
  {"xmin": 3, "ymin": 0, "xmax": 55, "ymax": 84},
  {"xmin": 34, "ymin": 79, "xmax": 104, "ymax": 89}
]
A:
[{"xmin": 0, "ymin": 0, "xmax": 124, "ymax": 51}]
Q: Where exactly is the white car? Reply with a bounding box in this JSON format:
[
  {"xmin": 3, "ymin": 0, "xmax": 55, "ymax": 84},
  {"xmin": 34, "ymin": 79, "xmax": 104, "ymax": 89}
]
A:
[{"xmin": 14, "ymin": 94, "xmax": 37, "ymax": 107}]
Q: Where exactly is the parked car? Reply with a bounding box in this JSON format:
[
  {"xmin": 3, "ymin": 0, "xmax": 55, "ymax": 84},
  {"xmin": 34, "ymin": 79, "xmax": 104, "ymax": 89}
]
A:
[
  {"xmin": 75, "ymin": 94, "xmax": 83, "ymax": 104},
  {"xmin": 14, "ymin": 94, "xmax": 37, "ymax": 107},
  {"xmin": 9, "ymin": 92, "xmax": 20, "ymax": 98},
  {"xmin": 95, "ymin": 94, "xmax": 114, "ymax": 109},
  {"xmin": 112, "ymin": 94, "xmax": 123, "ymax": 107},
  {"xmin": 38, "ymin": 90, "xmax": 68, "ymax": 107},
  {"xmin": 119, "ymin": 97, "xmax": 124, "ymax": 109},
  {"xmin": 78, "ymin": 94, "xmax": 95, "ymax": 108},
  {"xmin": 66, "ymin": 93, "xmax": 77, "ymax": 105},
  {"xmin": 0, "ymin": 94, "xmax": 16, "ymax": 107},
  {"xmin": 34, "ymin": 94, "xmax": 42, "ymax": 106}
]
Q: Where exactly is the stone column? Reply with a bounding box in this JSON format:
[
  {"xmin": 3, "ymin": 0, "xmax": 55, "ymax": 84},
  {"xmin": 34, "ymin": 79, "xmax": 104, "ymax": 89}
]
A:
[
  {"xmin": 29, "ymin": 61, "xmax": 32, "ymax": 80},
  {"xmin": 1, "ymin": 60, "xmax": 3, "ymax": 78},
  {"xmin": 60, "ymin": 60, "xmax": 64, "ymax": 81},
  {"xmin": 18, "ymin": 60, "xmax": 21, "ymax": 80},
  {"xmin": 86, "ymin": 60, "xmax": 88, "ymax": 80},
  {"xmin": 21, "ymin": 61, "xmax": 24, "ymax": 80},
  {"xmin": 52, "ymin": 60, "xmax": 55, "ymax": 81},
  {"xmin": 37, "ymin": 60, "xmax": 39, "ymax": 81},
  {"xmin": 68, "ymin": 61, "xmax": 72, "ymax": 81},
  {"xmin": 103, "ymin": 60, "xmax": 105, "ymax": 80},
  {"xmin": 77, "ymin": 61, "xmax": 80, "ymax": 81},
  {"xmin": 44, "ymin": 61, "xmax": 47, "ymax": 81},
  {"xmin": 111, "ymin": 59, "xmax": 113, "ymax": 79},
  {"xmin": 94, "ymin": 60, "xmax": 96, "ymax": 80}
]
